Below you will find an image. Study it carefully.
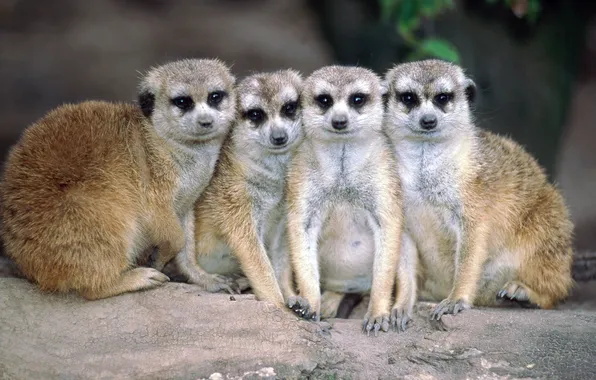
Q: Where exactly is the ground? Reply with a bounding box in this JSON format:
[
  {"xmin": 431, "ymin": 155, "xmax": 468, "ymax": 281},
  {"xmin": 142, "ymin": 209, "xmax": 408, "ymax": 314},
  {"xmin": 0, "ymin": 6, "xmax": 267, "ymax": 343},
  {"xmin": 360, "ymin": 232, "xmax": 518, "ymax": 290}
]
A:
[{"xmin": 1, "ymin": 264, "xmax": 595, "ymax": 380}]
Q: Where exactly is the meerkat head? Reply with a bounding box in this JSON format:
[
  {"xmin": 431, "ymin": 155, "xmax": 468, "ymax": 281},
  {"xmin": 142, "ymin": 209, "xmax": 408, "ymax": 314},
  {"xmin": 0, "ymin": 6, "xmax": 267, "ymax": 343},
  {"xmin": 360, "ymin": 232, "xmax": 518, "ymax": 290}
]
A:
[
  {"xmin": 233, "ymin": 69, "xmax": 304, "ymax": 154},
  {"xmin": 301, "ymin": 65, "xmax": 385, "ymax": 142},
  {"xmin": 138, "ymin": 58, "xmax": 236, "ymax": 144},
  {"xmin": 384, "ymin": 59, "xmax": 476, "ymax": 141}
]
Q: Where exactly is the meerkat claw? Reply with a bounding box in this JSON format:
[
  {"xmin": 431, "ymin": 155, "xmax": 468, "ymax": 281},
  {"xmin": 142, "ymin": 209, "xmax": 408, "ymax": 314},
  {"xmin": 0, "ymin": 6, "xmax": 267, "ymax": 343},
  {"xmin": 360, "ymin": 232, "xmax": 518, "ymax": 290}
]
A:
[
  {"xmin": 390, "ymin": 308, "xmax": 411, "ymax": 332},
  {"xmin": 287, "ymin": 296, "xmax": 318, "ymax": 321},
  {"xmin": 363, "ymin": 314, "xmax": 390, "ymax": 337},
  {"xmin": 431, "ymin": 298, "xmax": 470, "ymax": 321}
]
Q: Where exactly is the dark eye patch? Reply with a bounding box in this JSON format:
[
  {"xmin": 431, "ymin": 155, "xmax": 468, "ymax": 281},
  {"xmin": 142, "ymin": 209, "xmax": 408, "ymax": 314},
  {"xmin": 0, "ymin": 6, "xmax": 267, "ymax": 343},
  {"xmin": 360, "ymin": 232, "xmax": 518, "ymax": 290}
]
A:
[
  {"xmin": 208, "ymin": 91, "xmax": 227, "ymax": 108},
  {"xmin": 398, "ymin": 92, "xmax": 419, "ymax": 108},
  {"xmin": 433, "ymin": 92, "xmax": 454, "ymax": 107},
  {"xmin": 349, "ymin": 93, "xmax": 367, "ymax": 108},
  {"xmin": 315, "ymin": 94, "xmax": 333, "ymax": 110},
  {"xmin": 171, "ymin": 96, "xmax": 194, "ymax": 112},
  {"xmin": 245, "ymin": 108, "xmax": 266, "ymax": 125},
  {"xmin": 281, "ymin": 101, "xmax": 298, "ymax": 118}
]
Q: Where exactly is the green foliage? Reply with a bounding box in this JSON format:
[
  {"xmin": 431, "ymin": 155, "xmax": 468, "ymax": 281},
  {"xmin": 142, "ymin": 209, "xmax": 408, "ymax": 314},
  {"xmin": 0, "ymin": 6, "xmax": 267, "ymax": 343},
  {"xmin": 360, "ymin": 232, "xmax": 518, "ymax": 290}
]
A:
[
  {"xmin": 380, "ymin": 0, "xmax": 458, "ymax": 62},
  {"xmin": 380, "ymin": 0, "xmax": 542, "ymax": 63}
]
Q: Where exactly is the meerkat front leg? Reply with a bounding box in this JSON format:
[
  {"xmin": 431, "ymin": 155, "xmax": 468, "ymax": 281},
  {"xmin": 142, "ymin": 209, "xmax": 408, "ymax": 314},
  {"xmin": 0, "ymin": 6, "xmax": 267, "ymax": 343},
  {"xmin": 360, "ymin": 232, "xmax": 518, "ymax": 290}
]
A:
[
  {"xmin": 431, "ymin": 219, "xmax": 488, "ymax": 320},
  {"xmin": 287, "ymin": 198, "xmax": 325, "ymax": 321},
  {"xmin": 176, "ymin": 211, "xmax": 236, "ymax": 294},
  {"xmin": 225, "ymin": 228, "xmax": 285, "ymax": 308},
  {"xmin": 390, "ymin": 231, "xmax": 418, "ymax": 332},
  {"xmin": 268, "ymin": 218, "xmax": 297, "ymax": 301},
  {"xmin": 363, "ymin": 195, "xmax": 402, "ymax": 336}
]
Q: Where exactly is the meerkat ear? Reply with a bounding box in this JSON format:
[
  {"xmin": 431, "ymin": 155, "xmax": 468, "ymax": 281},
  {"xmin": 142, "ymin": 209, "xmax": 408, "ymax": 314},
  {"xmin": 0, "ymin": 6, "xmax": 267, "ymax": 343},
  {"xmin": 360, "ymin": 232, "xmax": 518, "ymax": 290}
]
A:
[
  {"xmin": 464, "ymin": 78, "xmax": 477, "ymax": 104},
  {"xmin": 138, "ymin": 90, "xmax": 155, "ymax": 118}
]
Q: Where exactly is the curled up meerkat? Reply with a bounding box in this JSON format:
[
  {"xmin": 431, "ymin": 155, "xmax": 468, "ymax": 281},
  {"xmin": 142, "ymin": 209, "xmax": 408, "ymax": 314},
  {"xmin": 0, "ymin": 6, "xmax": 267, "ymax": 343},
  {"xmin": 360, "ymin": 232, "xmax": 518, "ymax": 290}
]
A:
[
  {"xmin": 176, "ymin": 70, "xmax": 304, "ymax": 308},
  {"xmin": 1, "ymin": 59, "xmax": 236, "ymax": 300},
  {"xmin": 383, "ymin": 59, "xmax": 574, "ymax": 329},
  {"xmin": 286, "ymin": 65, "xmax": 403, "ymax": 335}
]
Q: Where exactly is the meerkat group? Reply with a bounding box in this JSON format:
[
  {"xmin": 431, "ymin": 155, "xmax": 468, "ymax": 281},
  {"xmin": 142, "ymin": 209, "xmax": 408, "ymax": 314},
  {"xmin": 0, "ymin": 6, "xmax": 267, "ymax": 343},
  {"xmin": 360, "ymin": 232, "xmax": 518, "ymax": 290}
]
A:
[{"xmin": 0, "ymin": 57, "xmax": 574, "ymax": 335}]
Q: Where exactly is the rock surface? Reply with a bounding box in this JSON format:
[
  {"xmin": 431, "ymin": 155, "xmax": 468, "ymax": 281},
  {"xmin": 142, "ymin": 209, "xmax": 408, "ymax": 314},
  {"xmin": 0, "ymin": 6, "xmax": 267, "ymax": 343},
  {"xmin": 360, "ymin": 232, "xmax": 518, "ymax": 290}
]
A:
[{"xmin": 1, "ymin": 277, "xmax": 595, "ymax": 380}]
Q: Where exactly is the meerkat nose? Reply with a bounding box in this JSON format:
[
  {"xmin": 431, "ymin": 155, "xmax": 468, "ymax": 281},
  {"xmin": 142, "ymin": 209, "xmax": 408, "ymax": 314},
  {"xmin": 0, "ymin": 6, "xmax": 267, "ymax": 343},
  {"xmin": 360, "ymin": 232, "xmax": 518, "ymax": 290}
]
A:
[
  {"xmin": 270, "ymin": 130, "xmax": 289, "ymax": 146},
  {"xmin": 420, "ymin": 114, "xmax": 438, "ymax": 130},
  {"xmin": 199, "ymin": 121, "xmax": 213, "ymax": 129},
  {"xmin": 331, "ymin": 116, "xmax": 348, "ymax": 130}
]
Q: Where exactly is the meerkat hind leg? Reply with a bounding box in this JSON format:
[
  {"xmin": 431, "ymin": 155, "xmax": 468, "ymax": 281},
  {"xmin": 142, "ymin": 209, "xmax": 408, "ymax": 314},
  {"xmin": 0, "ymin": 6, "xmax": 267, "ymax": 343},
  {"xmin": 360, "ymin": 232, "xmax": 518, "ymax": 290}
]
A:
[
  {"xmin": 497, "ymin": 280, "xmax": 539, "ymax": 306},
  {"xmin": 80, "ymin": 267, "xmax": 169, "ymax": 300},
  {"xmin": 320, "ymin": 290, "xmax": 345, "ymax": 319}
]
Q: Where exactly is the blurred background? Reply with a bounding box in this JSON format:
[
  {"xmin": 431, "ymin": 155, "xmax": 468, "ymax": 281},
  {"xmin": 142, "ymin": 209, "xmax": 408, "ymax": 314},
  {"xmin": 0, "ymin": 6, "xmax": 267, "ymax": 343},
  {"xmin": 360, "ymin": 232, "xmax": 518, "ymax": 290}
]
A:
[{"xmin": 0, "ymin": 0, "xmax": 594, "ymax": 281}]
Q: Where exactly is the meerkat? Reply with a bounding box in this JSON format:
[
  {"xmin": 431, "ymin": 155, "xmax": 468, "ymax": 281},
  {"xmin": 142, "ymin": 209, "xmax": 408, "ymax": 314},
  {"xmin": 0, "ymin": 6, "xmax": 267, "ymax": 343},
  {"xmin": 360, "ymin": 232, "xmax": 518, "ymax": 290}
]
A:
[
  {"xmin": 383, "ymin": 59, "xmax": 574, "ymax": 329},
  {"xmin": 174, "ymin": 70, "xmax": 304, "ymax": 307},
  {"xmin": 0, "ymin": 58, "xmax": 236, "ymax": 300},
  {"xmin": 286, "ymin": 65, "xmax": 403, "ymax": 335}
]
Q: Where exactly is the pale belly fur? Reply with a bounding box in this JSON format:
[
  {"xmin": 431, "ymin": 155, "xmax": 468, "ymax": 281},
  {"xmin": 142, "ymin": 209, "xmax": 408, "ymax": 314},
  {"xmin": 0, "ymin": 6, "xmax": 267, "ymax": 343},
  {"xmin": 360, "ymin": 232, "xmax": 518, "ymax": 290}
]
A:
[{"xmin": 318, "ymin": 203, "xmax": 375, "ymax": 294}]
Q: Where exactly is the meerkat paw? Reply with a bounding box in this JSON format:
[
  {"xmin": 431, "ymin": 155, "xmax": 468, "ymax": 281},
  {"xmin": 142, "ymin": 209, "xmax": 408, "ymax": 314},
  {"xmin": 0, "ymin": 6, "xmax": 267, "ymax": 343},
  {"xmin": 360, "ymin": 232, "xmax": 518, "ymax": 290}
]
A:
[
  {"xmin": 287, "ymin": 296, "xmax": 319, "ymax": 321},
  {"xmin": 234, "ymin": 276, "xmax": 252, "ymax": 292},
  {"xmin": 497, "ymin": 281, "xmax": 532, "ymax": 303},
  {"xmin": 362, "ymin": 312, "xmax": 390, "ymax": 337},
  {"xmin": 80, "ymin": 268, "xmax": 169, "ymax": 300},
  {"xmin": 430, "ymin": 298, "xmax": 471, "ymax": 321},
  {"xmin": 320, "ymin": 291, "xmax": 344, "ymax": 319},
  {"xmin": 191, "ymin": 273, "xmax": 238, "ymax": 295},
  {"xmin": 390, "ymin": 305, "xmax": 412, "ymax": 333}
]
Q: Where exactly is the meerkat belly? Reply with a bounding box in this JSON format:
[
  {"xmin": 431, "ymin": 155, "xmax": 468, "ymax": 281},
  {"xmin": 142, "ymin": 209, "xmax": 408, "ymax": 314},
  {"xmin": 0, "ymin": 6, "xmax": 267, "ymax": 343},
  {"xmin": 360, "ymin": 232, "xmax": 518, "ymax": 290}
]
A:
[{"xmin": 318, "ymin": 203, "xmax": 375, "ymax": 294}]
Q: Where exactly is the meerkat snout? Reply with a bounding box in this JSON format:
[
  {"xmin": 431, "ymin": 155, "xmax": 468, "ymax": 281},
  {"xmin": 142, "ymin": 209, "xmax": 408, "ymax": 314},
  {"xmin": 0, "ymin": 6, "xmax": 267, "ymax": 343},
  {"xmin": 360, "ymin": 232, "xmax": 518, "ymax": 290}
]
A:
[
  {"xmin": 419, "ymin": 113, "xmax": 438, "ymax": 130},
  {"xmin": 139, "ymin": 59, "xmax": 235, "ymax": 142},
  {"xmin": 270, "ymin": 127, "xmax": 289, "ymax": 146}
]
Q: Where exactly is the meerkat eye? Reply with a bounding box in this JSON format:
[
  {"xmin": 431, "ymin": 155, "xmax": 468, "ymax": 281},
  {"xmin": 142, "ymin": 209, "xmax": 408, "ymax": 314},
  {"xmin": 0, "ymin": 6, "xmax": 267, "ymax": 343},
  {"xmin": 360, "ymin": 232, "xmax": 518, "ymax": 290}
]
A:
[
  {"xmin": 398, "ymin": 92, "xmax": 418, "ymax": 108},
  {"xmin": 207, "ymin": 91, "xmax": 226, "ymax": 107},
  {"xmin": 315, "ymin": 94, "xmax": 333, "ymax": 110},
  {"xmin": 171, "ymin": 96, "xmax": 194, "ymax": 111},
  {"xmin": 245, "ymin": 108, "xmax": 266, "ymax": 124},
  {"xmin": 350, "ymin": 93, "xmax": 367, "ymax": 108},
  {"xmin": 434, "ymin": 93, "xmax": 453, "ymax": 106},
  {"xmin": 282, "ymin": 101, "xmax": 298, "ymax": 118}
]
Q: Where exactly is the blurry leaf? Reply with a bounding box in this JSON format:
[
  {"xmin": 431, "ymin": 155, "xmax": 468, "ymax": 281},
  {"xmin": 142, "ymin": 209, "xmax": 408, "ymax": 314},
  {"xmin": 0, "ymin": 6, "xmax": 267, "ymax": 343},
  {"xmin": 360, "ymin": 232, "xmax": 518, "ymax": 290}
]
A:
[
  {"xmin": 526, "ymin": 0, "xmax": 541, "ymax": 23},
  {"xmin": 418, "ymin": 38, "xmax": 460, "ymax": 62},
  {"xmin": 398, "ymin": 0, "xmax": 421, "ymax": 34},
  {"xmin": 420, "ymin": 0, "xmax": 454, "ymax": 17},
  {"xmin": 485, "ymin": 0, "xmax": 499, "ymax": 3},
  {"xmin": 380, "ymin": 0, "xmax": 399, "ymax": 21}
]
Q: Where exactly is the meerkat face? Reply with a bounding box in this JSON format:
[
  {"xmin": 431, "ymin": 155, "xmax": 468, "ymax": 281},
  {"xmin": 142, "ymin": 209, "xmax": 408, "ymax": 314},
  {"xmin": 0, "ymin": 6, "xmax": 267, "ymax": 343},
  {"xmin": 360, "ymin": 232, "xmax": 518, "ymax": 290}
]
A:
[
  {"xmin": 384, "ymin": 59, "xmax": 476, "ymax": 141},
  {"xmin": 301, "ymin": 66, "xmax": 385, "ymax": 142},
  {"xmin": 138, "ymin": 59, "xmax": 236, "ymax": 144},
  {"xmin": 234, "ymin": 70, "xmax": 304, "ymax": 154}
]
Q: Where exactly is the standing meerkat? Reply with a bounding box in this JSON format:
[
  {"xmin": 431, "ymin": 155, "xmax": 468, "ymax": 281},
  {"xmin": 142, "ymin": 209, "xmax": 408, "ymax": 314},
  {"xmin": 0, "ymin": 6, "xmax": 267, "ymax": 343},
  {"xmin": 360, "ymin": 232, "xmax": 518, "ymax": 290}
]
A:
[
  {"xmin": 286, "ymin": 65, "xmax": 403, "ymax": 335},
  {"xmin": 0, "ymin": 59, "xmax": 236, "ymax": 300},
  {"xmin": 175, "ymin": 70, "xmax": 304, "ymax": 307},
  {"xmin": 383, "ymin": 59, "xmax": 574, "ymax": 328}
]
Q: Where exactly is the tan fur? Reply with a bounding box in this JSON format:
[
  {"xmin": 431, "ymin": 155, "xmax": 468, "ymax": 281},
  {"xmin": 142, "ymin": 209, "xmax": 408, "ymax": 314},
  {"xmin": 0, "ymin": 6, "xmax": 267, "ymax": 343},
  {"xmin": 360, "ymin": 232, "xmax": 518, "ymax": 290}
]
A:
[
  {"xmin": 177, "ymin": 70, "xmax": 304, "ymax": 308},
  {"xmin": 286, "ymin": 65, "xmax": 403, "ymax": 334},
  {"xmin": 384, "ymin": 60, "xmax": 574, "ymax": 324},
  {"xmin": 1, "ymin": 59, "xmax": 236, "ymax": 300}
]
